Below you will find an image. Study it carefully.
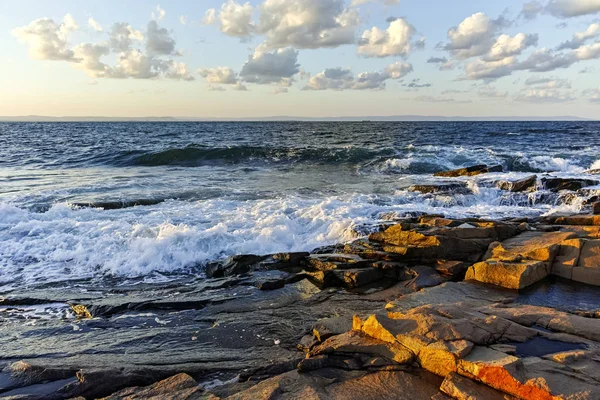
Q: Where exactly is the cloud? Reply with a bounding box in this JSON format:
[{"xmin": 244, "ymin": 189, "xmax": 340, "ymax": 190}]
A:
[
  {"xmin": 165, "ymin": 61, "xmax": 195, "ymax": 81},
  {"xmin": 152, "ymin": 4, "xmax": 166, "ymax": 21},
  {"xmin": 303, "ymin": 61, "xmax": 411, "ymax": 91},
  {"xmin": 427, "ymin": 56, "xmax": 454, "ymax": 70},
  {"xmin": 72, "ymin": 43, "xmax": 111, "ymax": 77},
  {"xmin": 485, "ymin": 33, "xmax": 538, "ymax": 61},
  {"xmin": 205, "ymin": 1, "xmax": 254, "ymax": 38},
  {"xmin": 521, "ymin": 0, "xmax": 600, "ymax": 19},
  {"xmin": 414, "ymin": 95, "xmax": 472, "ymax": 103},
  {"xmin": 582, "ymin": 87, "xmax": 600, "ymax": 102},
  {"xmin": 179, "ymin": 15, "xmax": 189, "ymax": 25},
  {"xmin": 546, "ymin": 0, "xmax": 600, "ymax": 18},
  {"xmin": 239, "ymin": 47, "xmax": 300, "ymax": 84},
  {"xmin": 198, "ymin": 66, "xmax": 239, "ymax": 84},
  {"xmin": 108, "ymin": 23, "xmax": 144, "ymax": 52},
  {"xmin": 358, "ymin": 18, "xmax": 416, "ymax": 57},
  {"xmin": 270, "ymin": 87, "xmax": 288, "ymax": 94},
  {"xmin": 403, "ymin": 78, "xmax": 431, "ymax": 89},
  {"xmin": 88, "ymin": 17, "xmax": 103, "ymax": 32},
  {"xmin": 12, "ymin": 14, "xmax": 78, "ymax": 61},
  {"xmin": 257, "ymin": 0, "xmax": 359, "ymax": 49},
  {"xmin": 524, "ymin": 76, "xmax": 571, "ymax": 88},
  {"xmin": 477, "ymin": 85, "xmax": 508, "ymax": 98},
  {"xmin": 515, "ymin": 88, "xmax": 575, "ymax": 102},
  {"xmin": 443, "ymin": 12, "xmax": 508, "ymax": 60},
  {"xmin": 350, "ymin": 0, "xmax": 400, "ymax": 6},
  {"xmin": 557, "ymin": 22, "xmax": 600, "ymax": 49},
  {"xmin": 146, "ymin": 20, "xmax": 177, "ymax": 56}
]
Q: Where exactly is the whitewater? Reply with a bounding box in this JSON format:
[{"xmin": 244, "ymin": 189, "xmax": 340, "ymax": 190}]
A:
[{"xmin": 1, "ymin": 121, "xmax": 599, "ymax": 290}]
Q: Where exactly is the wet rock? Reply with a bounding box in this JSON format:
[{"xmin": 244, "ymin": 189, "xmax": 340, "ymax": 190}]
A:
[
  {"xmin": 206, "ymin": 255, "xmax": 269, "ymax": 278},
  {"xmin": 306, "ymin": 254, "xmax": 372, "ymax": 271},
  {"xmin": 593, "ymin": 201, "xmax": 600, "ymax": 215},
  {"xmin": 100, "ymin": 373, "xmax": 203, "ymax": 399},
  {"xmin": 497, "ymin": 175, "xmax": 537, "ymax": 192},
  {"xmin": 0, "ymin": 361, "xmax": 75, "ymax": 393},
  {"xmin": 408, "ymin": 183, "xmax": 471, "ymax": 195},
  {"xmin": 333, "ymin": 268, "xmax": 385, "ymax": 289},
  {"xmin": 434, "ymin": 164, "xmax": 502, "ymax": 177},
  {"xmin": 312, "ymin": 317, "xmax": 354, "ymax": 343},
  {"xmin": 541, "ymin": 177, "xmax": 598, "ymax": 192}
]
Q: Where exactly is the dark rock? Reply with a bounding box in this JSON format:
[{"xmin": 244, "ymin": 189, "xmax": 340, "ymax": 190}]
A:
[
  {"xmin": 541, "ymin": 177, "xmax": 598, "ymax": 192},
  {"xmin": 408, "ymin": 183, "xmax": 471, "ymax": 195},
  {"xmin": 434, "ymin": 260, "xmax": 470, "ymax": 278},
  {"xmin": 497, "ymin": 175, "xmax": 537, "ymax": 192},
  {"xmin": 593, "ymin": 202, "xmax": 600, "ymax": 215},
  {"xmin": 306, "ymin": 254, "xmax": 372, "ymax": 271},
  {"xmin": 256, "ymin": 279, "xmax": 286, "ymax": 291},
  {"xmin": 100, "ymin": 373, "xmax": 204, "ymax": 400},
  {"xmin": 206, "ymin": 255, "xmax": 268, "ymax": 278},
  {"xmin": 332, "ymin": 268, "xmax": 385, "ymax": 289},
  {"xmin": 434, "ymin": 164, "xmax": 502, "ymax": 177}
]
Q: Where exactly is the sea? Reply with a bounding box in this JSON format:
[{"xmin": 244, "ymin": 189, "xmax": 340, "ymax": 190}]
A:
[{"xmin": 1, "ymin": 121, "xmax": 599, "ymax": 292}]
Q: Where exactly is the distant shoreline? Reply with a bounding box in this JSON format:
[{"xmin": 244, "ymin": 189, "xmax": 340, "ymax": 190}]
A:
[{"xmin": 0, "ymin": 115, "xmax": 595, "ymax": 122}]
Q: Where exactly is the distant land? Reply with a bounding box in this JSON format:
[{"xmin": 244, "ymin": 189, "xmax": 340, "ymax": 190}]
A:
[{"xmin": 0, "ymin": 115, "xmax": 596, "ymax": 122}]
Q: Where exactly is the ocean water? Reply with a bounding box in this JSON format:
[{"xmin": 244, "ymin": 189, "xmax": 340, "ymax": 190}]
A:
[{"xmin": 1, "ymin": 121, "xmax": 599, "ymax": 291}]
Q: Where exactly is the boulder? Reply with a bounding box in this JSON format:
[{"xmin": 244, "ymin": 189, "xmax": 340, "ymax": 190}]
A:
[
  {"xmin": 593, "ymin": 202, "xmax": 600, "ymax": 215},
  {"xmin": 571, "ymin": 239, "xmax": 600, "ymax": 286},
  {"xmin": 440, "ymin": 372, "xmax": 514, "ymax": 400},
  {"xmin": 545, "ymin": 214, "xmax": 600, "ymax": 226},
  {"xmin": 541, "ymin": 177, "xmax": 598, "ymax": 192},
  {"xmin": 466, "ymin": 231, "xmax": 577, "ymax": 289},
  {"xmin": 434, "ymin": 164, "xmax": 503, "ymax": 178},
  {"xmin": 408, "ymin": 183, "xmax": 471, "ymax": 195},
  {"xmin": 100, "ymin": 373, "xmax": 203, "ymax": 400},
  {"xmin": 497, "ymin": 175, "xmax": 537, "ymax": 192}
]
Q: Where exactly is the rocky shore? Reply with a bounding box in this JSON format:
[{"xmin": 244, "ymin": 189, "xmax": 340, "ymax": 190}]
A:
[{"xmin": 2, "ymin": 167, "xmax": 600, "ymax": 399}]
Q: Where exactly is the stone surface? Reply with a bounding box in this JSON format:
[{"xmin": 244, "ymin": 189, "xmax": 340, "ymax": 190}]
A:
[
  {"xmin": 541, "ymin": 177, "xmax": 598, "ymax": 192},
  {"xmin": 497, "ymin": 175, "xmax": 537, "ymax": 192},
  {"xmin": 408, "ymin": 184, "xmax": 471, "ymax": 195},
  {"xmin": 100, "ymin": 373, "xmax": 204, "ymax": 400},
  {"xmin": 593, "ymin": 202, "xmax": 600, "ymax": 215},
  {"xmin": 440, "ymin": 372, "xmax": 515, "ymax": 400},
  {"xmin": 434, "ymin": 164, "xmax": 502, "ymax": 177}
]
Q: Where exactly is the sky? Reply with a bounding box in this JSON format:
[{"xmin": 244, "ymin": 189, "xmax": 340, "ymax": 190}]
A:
[{"xmin": 1, "ymin": 0, "xmax": 600, "ymax": 118}]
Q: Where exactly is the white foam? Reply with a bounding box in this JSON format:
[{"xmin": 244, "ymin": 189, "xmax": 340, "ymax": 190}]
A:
[
  {"xmin": 528, "ymin": 156, "xmax": 585, "ymax": 173},
  {"xmin": 590, "ymin": 159, "xmax": 600, "ymax": 171}
]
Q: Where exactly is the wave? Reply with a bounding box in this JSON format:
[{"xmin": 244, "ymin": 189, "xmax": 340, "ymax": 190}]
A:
[{"xmin": 112, "ymin": 145, "xmax": 395, "ymax": 167}]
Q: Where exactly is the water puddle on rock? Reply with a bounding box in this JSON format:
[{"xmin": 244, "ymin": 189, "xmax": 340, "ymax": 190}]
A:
[
  {"xmin": 515, "ymin": 276, "xmax": 600, "ymax": 314},
  {"xmin": 510, "ymin": 337, "xmax": 586, "ymax": 358}
]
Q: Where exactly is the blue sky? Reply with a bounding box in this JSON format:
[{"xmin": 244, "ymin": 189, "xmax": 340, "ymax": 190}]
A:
[{"xmin": 1, "ymin": 0, "xmax": 599, "ymax": 118}]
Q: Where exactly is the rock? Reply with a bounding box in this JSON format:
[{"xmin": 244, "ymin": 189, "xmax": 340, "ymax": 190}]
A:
[
  {"xmin": 307, "ymin": 254, "xmax": 372, "ymax": 271},
  {"xmin": 586, "ymin": 169, "xmax": 600, "ymax": 175},
  {"xmin": 435, "ymin": 260, "xmax": 470, "ymax": 278},
  {"xmin": 545, "ymin": 214, "xmax": 600, "ymax": 226},
  {"xmin": 434, "ymin": 164, "xmax": 502, "ymax": 178},
  {"xmin": 551, "ymin": 238, "xmax": 583, "ymax": 280},
  {"xmin": 466, "ymin": 231, "xmax": 577, "ymax": 289},
  {"xmin": 541, "ymin": 177, "xmax": 598, "ymax": 192},
  {"xmin": 408, "ymin": 184, "xmax": 471, "ymax": 195},
  {"xmin": 100, "ymin": 373, "xmax": 203, "ymax": 399},
  {"xmin": 224, "ymin": 369, "xmax": 441, "ymax": 400},
  {"xmin": 369, "ymin": 221, "xmax": 518, "ymax": 263},
  {"xmin": 497, "ymin": 175, "xmax": 537, "ymax": 192},
  {"xmin": 333, "ymin": 268, "xmax": 385, "ymax": 289},
  {"xmin": 466, "ymin": 259, "xmax": 551, "ymax": 290},
  {"xmin": 440, "ymin": 372, "xmax": 514, "ymax": 400},
  {"xmin": 312, "ymin": 317, "xmax": 354, "ymax": 343},
  {"xmin": 593, "ymin": 202, "xmax": 600, "ymax": 215},
  {"xmin": 206, "ymin": 255, "xmax": 269, "ymax": 278},
  {"xmin": 309, "ymin": 331, "xmax": 414, "ymax": 365},
  {"xmin": 571, "ymin": 239, "xmax": 600, "ymax": 286}
]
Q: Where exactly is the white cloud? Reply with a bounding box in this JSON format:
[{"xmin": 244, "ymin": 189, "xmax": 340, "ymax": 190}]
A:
[
  {"xmin": 521, "ymin": 0, "xmax": 600, "ymax": 19},
  {"xmin": 203, "ymin": 9, "xmax": 217, "ymax": 25},
  {"xmin": 165, "ymin": 61, "xmax": 194, "ymax": 81},
  {"xmin": 198, "ymin": 67, "xmax": 239, "ymax": 84},
  {"xmin": 443, "ymin": 12, "xmax": 503, "ymax": 60},
  {"xmin": 218, "ymin": 0, "xmax": 255, "ymax": 38},
  {"xmin": 515, "ymin": 88, "xmax": 575, "ymax": 102},
  {"xmin": 146, "ymin": 20, "xmax": 177, "ymax": 56},
  {"xmin": 12, "ymin": 14, "xmax": 78, "ymax": 61},
  {"xmin": 88, "ymin": 17, "xmax": 103, "ymax": 32},
  {"xmin": 524, "ymin": 76, "xmax": 571, "ymax": 89},
  {"xmin": 358, "ymin": 18, "xmax": 416, "ymax": 58},
  {"xmin": 582, "ymin": 87, "xmax": 600, "ymax": 102},
  {"xmin": 72, "ymin": 43, "xmax": 111, "ymax": 77},
  {"xmin": 485, "ymin": 33, "xmax": 538, "ymax": 61},
  {"xmin": 239, "ymin": 47, "xmax": 300, "ymax": 84},
  {"xmin": 152, "ymin": 4, "xmax": 166, "ymax": 21},
  {"xmin": 257, "ymin": 0, "xmax": 359, "ymax": 49},
  {"xmin": 270, "ymin": 87, "xmax": 289, "ymax": 94},
  {"xmin": 108, "ymin": 23, "xmax": 144, "ymax": 52},
  {"xmin": 303, "ymin": 61, "xmax": 411, "ymax": 91},
  {"xmin": 414, "ymin": 95, "xmax": 472, "ymax": 103},
  {"xmin": 546, "ymin": 0, "xmax": 600, "ymax": 18},
  {"xmin": 179, "ymin": 15, "xmax": 189, "ymax": 25},
  {"xmin": 350, "ymin": 0, "xmax": 400, "ymax": 6},
  {"xmin": 558, "ymin": 22, "xmax": 600, "ymax": 49}
]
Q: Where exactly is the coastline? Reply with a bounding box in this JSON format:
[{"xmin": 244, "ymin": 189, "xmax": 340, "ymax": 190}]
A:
[{"xmin": 1, "ymin": 166, "xmax": 600, "ymax": 399}]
